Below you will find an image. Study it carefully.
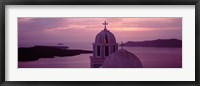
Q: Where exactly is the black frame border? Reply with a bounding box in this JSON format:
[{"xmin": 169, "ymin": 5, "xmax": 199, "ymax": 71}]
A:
[{"xmin": 0, "ymin": 0, "xmax": 199, "ymax": 86}]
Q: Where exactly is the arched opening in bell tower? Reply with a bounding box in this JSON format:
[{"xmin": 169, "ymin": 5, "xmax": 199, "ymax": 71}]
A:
[{"xmin": 105, "ymin": 46, "xmax": 109, "ymax": 56}]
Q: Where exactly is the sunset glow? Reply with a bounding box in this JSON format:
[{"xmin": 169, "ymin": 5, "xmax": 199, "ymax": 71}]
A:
[
  {"xmin": 18, "ymin": 18, "xmax": 182, "ymax": 45},
  {"xmin": 18, "ymin": 17, "xmax": 182, "ymax": 68}
]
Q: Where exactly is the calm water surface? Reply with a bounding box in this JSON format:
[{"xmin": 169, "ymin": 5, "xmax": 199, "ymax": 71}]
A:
[{"xmin": 18, "ymin": 43, "xmax": 182, "ymax": 68}]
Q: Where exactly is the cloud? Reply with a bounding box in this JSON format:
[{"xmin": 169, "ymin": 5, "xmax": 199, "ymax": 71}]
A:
[
  {"xmin": 120, "ymin": 18, "xmax": 182, "ymax": 30},
  {"xmin": 18, "ymin": 18, "xmax": 70, "ymax": 32},
  {"xmin": 18, "ymin": 18, "xmax": 182, "ymax": 32},
  {"xmin": 18, "ymin": 17, "xmax": 182, "ymax": 45}
]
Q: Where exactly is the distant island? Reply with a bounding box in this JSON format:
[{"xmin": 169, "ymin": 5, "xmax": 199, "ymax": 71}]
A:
[
  {"xmin": 120, "ymin": 39, "xmax": 182, "ymax": 48},
  {"xmin": 18, "ymin": 45, "xmax": 92, "ymax": 61}
]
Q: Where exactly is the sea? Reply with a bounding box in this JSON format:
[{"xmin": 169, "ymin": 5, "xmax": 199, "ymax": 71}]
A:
[{"xmin": 18, "ymin": 42, "xmax": 182, "ymax": 68}]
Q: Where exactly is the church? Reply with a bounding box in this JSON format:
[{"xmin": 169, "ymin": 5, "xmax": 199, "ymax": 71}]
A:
[{"xmin": 89, "ymin": 21, "xmax": 143, "ymax": 68}]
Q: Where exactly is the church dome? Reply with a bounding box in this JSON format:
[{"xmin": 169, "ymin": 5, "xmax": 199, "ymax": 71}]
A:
[
  {"xmin": 101, "ymin": 49, "xmax": 143, "ymax": 68},
  {"xmin": 95, "ymin": 29, "xmax": 116, "ymax": 44}
]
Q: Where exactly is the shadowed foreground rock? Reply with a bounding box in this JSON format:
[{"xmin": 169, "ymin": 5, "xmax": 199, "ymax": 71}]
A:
[{"xmin": 18, "ymin": 46, "xmax": 92, "ymax": 61}]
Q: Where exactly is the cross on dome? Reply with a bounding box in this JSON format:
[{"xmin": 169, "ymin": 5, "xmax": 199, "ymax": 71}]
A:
[{"xmin": 103, "ymin": 21, "xmax": 108, "ymax": 29}]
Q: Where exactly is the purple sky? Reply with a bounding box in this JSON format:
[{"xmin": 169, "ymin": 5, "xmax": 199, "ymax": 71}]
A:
[{"xmin": 18, "ymin": 18, "xmax": 182, "ymax": 45}]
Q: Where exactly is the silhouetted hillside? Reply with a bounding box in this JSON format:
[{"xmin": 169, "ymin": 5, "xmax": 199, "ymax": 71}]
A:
[
  {"xmin": 120, "ymin": 39, "xmax": 182, "ymax": 48},
  {"xmin": 18, "ymin": 46, "xmax": 92, "ymax": 61}
]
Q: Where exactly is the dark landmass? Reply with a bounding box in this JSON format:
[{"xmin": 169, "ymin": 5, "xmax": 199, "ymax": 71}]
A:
[
  {"xmin": 57, "ymin": 43, "xmax": 64, "ymax": 45},
  {"xmin": 18, "ymin": 45, "xmax": 92, "ymax": 62},
  {"xmin": 120, "ymin": 39, "xmax": 182, "ymax": 48}
]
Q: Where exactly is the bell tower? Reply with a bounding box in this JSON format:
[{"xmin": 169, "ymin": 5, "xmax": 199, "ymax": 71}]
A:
[{"xmin": 90, "ymin": 21, "xmax": 118, "ymax": 68}]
